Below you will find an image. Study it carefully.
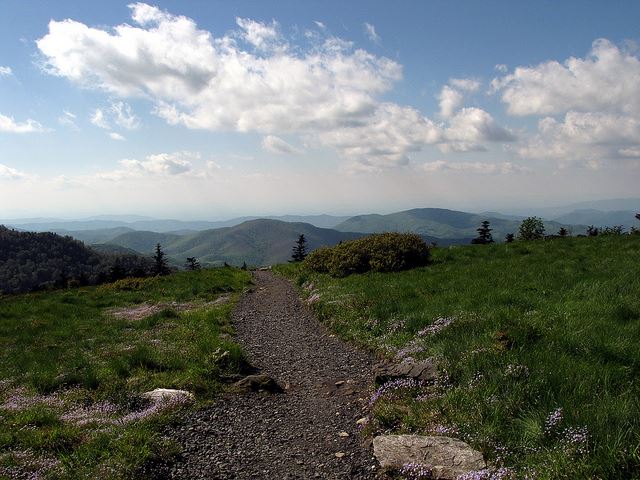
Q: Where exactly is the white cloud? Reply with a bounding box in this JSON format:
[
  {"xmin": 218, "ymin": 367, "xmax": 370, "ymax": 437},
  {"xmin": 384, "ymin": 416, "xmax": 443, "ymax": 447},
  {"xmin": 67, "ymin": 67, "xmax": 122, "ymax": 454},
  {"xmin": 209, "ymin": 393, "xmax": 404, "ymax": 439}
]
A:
[
  {"xmin": 236, "ymin": 17, "xmax": 280, "ymax": 51},
  {"xmin": 110, "ymin": 102, "xmax": 140, "ymax": 129},
  {"xmin": 449, "ymin": 78, "xmax": 480, "ymax": 92},
  {"xmin": 0, "ymin": 163, "xmax": 28, "ymax": 180},
  {"xmin": 364, "ymin": 23, "xmax": 380, "ymax": 44},
  {"xmin": 0, "ymin": 66, "xmax": 12, "ymax": 76},
  {"xmin": 492, "ymin": 39, "xmax": 640, "ymax": 117},
  {"xmin": 58, "ymin": 110, "xmax": 78, "ymax": 130},
  {"xmin": 261, "ymin": 135, "xmax": 302, "ymax": 154},
  {"xmin": 422, "ymin": 160, "xmax": 530, "ymax": 174},
  {"xmin": 438, "ymin": 86, "xmax": 463, "ymax": 119},
  {"xmin": 518, "ymin": 111, "xmax": 640, "ymax": 163},
  {"xmin": 95, "ymin": 152, "xmax": 196, "ymax": 180},
  {"xmin": 109, "ymin": 132, "xmax": 126, "ymax": 141},
  {"xmin": 314, "ymin": 21, "xmax": 326, "ymax": 29},
  {"xmin": 90, "ymin": 108, "xmax": 109, "ymax": 129},
  {"xmin": 0, "ymin": 113, "xmax": 45, "ymax": 133},
  {"xmin": 316, "ymin": 103, "xmax": 441, "ymax": 170},
  {"xmin": 441, "ymin": 107, "xmax": 516, "ymax": 152},
  {"xmin": 494, "ymin": 64, "xmax": 507, "ymax": 73}
]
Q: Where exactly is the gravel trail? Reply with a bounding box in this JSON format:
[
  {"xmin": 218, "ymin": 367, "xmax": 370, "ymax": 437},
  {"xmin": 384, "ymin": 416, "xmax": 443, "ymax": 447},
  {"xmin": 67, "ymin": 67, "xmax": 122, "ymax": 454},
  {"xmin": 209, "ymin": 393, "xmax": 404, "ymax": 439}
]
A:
[{"xmin": 150, "ymin": 270, "xmax": 378, "ymax": 479}]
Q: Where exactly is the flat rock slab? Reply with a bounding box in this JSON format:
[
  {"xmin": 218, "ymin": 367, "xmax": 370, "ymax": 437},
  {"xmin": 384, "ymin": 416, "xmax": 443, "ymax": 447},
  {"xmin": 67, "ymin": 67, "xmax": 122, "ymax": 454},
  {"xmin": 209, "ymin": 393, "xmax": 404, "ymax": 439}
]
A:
[
  {"xmin": 146, "ymin": 271, "xmax": 377, "ymax": 479},
  {"xmin": 373, "ymin": 359, "xmax": 438, "ymax": 385},
  {"xmin": 142, "ymin": 388, "xmax": 194, "ymax": 403},
  {"xmin": 373, "ymin": 435, "xmax": 485, "ymax": 480}
]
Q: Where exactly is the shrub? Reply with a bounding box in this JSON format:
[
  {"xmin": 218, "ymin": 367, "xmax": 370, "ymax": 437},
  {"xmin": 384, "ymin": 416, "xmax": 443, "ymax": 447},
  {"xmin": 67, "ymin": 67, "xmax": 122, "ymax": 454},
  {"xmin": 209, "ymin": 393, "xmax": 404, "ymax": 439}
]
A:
[{"xmin": 304, "ymin": 233, "xmax": 430, "ymax": 277}]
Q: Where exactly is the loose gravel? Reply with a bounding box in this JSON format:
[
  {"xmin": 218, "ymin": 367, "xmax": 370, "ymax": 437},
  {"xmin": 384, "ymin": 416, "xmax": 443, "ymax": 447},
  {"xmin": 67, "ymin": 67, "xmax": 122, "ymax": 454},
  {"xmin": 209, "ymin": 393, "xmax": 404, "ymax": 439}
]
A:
[{"xmin": 147, "ymin": 270, "xmax": 378, "ymax": 479}]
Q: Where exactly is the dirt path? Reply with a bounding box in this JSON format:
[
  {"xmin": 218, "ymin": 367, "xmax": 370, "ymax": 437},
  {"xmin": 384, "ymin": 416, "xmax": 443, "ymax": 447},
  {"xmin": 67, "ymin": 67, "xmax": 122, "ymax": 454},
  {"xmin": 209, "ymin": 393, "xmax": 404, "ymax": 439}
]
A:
[{"xmin": 150, "ymin": 271, "xmax": 378, "ymax": 479}]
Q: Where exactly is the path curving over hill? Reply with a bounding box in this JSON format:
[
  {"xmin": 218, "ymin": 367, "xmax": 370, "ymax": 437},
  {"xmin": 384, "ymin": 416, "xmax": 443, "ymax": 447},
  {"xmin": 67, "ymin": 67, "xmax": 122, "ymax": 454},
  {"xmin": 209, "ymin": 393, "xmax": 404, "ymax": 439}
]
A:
[{"xmin": 150, "ymin": 271, "xmax": 378, "ymax": 479}]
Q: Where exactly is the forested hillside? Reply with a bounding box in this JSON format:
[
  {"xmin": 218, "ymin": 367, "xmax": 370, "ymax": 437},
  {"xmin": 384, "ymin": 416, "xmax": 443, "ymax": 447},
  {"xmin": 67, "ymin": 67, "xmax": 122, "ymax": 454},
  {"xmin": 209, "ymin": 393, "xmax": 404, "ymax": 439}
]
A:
[{"xmin": 0, "ymin": 226, "xmax": 152, "ymax": 294}]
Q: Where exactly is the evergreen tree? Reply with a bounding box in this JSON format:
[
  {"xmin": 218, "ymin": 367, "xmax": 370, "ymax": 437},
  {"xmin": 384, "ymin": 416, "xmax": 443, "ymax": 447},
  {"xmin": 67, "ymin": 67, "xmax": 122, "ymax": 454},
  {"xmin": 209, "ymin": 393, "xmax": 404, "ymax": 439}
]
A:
[
  {"xmin": 185, "ymin": 257, "xmax": 200, "ymax": 271},
  {"xmin": 241, "ymin": 261, "xmax": 247, "ymax": 270},
  {"xmin": 505, "ymin": 233, "xmax": 515, "ymax": 243},
  {"xmin": 471, "ymin": 220, "xmax": 494, "ymax": 244},
  {"xmin": 558, "ymin": 227, "xmax": 569, "ymax": 237},
  {"xmin": 518, "ymin": 217, "xmax": 545, "ymax": 241},
  {"xmin": 152, "ymin": 243, "xmax": 170, "ymax": 276},
  {"xmin": 291, "ymin": 234, "xmax": 308, "ymax": 262},
  {"xmin": 587, "ymin": 225, "xmax": 599, "ymax": 237}
]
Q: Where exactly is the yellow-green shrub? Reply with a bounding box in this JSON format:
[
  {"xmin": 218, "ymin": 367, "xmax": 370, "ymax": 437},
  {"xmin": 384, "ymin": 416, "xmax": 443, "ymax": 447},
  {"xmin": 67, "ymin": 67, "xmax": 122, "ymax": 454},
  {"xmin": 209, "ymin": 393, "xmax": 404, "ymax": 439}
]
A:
[{"xmin": 305, "ymin": 233, "xmax": 430, "ymax": 277}]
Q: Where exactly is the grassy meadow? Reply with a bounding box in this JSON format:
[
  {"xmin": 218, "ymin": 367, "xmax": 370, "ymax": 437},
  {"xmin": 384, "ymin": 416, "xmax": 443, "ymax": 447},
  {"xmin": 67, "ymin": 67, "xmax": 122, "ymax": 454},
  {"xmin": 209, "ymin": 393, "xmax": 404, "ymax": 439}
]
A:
[
  {"xmin": 0, "ymin": 268, "xmax": 251, "ymax": 479},
  {"xmin": 276, "ymin": 235, "xmax": 640, "ymax": 479}
]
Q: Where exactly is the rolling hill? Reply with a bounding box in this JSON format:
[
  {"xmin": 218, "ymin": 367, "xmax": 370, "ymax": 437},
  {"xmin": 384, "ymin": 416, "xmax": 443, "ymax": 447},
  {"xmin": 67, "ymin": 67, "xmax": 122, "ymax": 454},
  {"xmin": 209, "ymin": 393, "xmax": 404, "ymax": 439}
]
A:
[
  {"xmin": 107, "ymin": 219, "xmax": 364, "ymax": 266},
  {"xmin": 334, "ymin": 208, "xmax": 583, "ymax": 240},
  {"xmin": 551, "ymin": 209, "xmax": 638, "ymax": 229}
]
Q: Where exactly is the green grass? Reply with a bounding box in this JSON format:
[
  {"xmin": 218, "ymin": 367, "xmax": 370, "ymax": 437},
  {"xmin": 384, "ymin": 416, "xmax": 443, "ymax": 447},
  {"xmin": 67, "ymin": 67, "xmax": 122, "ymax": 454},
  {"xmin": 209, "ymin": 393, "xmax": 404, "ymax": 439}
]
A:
[
  {"xmin": 276, "ymin": 235, "xmax": 640, "ymax": 479},
  {"xmin": 0, "ymin": 267, "xmax": 251, "ymax": 479}
]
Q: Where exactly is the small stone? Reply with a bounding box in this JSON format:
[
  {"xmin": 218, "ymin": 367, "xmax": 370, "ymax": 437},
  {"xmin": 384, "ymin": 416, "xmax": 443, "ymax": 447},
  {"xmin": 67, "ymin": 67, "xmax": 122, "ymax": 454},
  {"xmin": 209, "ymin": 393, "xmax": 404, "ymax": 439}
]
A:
[
  {"xmin": 338, "ymin": 431, "xmax": 350, "ymax": 437},
  {"xmin": 335, "ymin": 452, "xmax": 345, "ymax": 458},
  {"xmin": 335, "ymin": 380, "xmax": 345, "ymax": 386},
  {"xmin": 356, "ymin": 417, "xmax": 368, "ymax": 425}
]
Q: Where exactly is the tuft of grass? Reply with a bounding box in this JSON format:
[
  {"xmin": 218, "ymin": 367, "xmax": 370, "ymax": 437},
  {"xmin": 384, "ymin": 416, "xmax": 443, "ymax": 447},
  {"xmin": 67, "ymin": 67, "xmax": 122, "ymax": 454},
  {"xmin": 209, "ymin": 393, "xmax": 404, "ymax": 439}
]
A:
[
  {"xmin": 0, "ymin": 267, "xmax": 251, "ymax": 479},
  {"xmin": 277, "ymin": 235, "xmax": 640, "ymax": 479}
]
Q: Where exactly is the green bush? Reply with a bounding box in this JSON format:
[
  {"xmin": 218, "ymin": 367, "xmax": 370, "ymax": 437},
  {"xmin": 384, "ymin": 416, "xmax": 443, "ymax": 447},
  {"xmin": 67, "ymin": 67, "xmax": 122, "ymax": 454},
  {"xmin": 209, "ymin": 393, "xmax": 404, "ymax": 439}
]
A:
[{"xmin": 305, "ymin": 233, "xmax": 430, "ymax": 277}]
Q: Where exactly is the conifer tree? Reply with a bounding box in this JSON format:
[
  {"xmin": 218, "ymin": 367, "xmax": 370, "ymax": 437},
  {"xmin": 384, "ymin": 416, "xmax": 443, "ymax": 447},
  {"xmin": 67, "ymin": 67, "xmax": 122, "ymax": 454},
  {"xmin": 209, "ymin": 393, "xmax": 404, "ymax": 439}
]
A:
[
  {"xmin": 505, "ymin": 233, "xmax": 515, "ymax": 243},
  {"xmin": 558, "ymin": 227, "xmax": 569, "ymax": 237},
  {"xmin": 152, "ymin": 243, "xmax": 170, "ymax": 276},
  {"xmin": 291, "ymin": 234, "xmax": 308, "ymax": 262},
  {"xmin": 471, "ymin": 220, "xmax": 494, "ymax": 244},
  {"xmin": 185, "ymin": 257, "xmax": 200, "ymax": 270}
]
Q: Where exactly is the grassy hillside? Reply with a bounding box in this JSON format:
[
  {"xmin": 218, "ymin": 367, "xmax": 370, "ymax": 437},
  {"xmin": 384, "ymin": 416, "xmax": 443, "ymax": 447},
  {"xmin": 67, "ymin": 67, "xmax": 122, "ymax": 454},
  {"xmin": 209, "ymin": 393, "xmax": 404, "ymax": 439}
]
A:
[
  {"xmin": 277, "ymin": 235, "xmax": 640, "ymax": 478},
  {"xmin": 109, "ymin": 219, "xmax": 363, "ymax": 267},
  {"xmin": 335, "ymin": 207, "xmax": 582, "ymax": 240},
  {"xmin": 0, "ymin": 268, "xmax": 251, "ymax": 479}
]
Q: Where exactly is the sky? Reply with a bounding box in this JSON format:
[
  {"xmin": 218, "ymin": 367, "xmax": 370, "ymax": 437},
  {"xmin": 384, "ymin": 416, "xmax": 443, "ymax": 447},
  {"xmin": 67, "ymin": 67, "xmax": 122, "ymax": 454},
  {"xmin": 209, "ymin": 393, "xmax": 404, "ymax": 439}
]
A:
[{"xmin": 1, "ymin": 0, "xmax": 639, "ymax": 219}]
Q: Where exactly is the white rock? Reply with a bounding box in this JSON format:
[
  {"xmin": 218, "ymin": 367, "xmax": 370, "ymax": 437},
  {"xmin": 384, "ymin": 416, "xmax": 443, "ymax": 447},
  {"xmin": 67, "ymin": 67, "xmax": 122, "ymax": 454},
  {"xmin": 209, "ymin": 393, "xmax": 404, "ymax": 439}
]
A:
[
  {"xmin": 141, "ymin": 388, "xmax": 194, "ymax": 403},
  {"xmin": 373, "ymin": 435, "xmax": 485, "ymax": 480}
]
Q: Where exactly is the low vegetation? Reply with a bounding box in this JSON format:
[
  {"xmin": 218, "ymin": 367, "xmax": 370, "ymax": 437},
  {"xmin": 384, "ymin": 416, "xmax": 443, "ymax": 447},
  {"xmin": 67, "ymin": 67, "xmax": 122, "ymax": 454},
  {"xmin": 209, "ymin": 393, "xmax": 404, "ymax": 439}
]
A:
[
  {"xmin": 277, "ymin": 235, "xmax": 640, "ymax": 478},
  {"xmin": 0, "ymin": 267, "xmax": 251, "ymax": 479},
  {"xmin": 305, "ymin": 232, "xmax": 430, "ymax": 277}
]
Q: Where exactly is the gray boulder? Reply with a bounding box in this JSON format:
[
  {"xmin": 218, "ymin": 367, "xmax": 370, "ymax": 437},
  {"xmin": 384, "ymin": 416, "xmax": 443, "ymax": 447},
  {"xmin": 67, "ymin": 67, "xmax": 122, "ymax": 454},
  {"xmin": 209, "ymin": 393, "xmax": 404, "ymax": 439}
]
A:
[
  {"xmin": 373, "ymin": 435, "xmax": 485, "ymax": 479},
  {"xmin": 373, "ymin": 359, "xmax": 438, "ymax": 384}
]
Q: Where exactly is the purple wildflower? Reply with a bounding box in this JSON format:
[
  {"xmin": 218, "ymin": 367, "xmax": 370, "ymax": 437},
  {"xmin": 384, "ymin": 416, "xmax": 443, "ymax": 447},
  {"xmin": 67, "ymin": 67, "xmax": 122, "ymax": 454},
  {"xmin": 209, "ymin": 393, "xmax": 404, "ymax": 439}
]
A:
[
  {"xmin": 368, "ymin": 378, "xmax": 422, "ymax": 408},
  {"xmin": 417, "ymin": 316, "xmax": 455, "ymax": 336},
  {"xmin": 456, "ymin": 467, "xmax": 514, "ymax": 480},
  {"xmin": 400, "ymin": 462, "xmax": 433, "ymax": 479},
  {"xmin": 544, "ymin": 407, "xmax": 563, "ymax": 434}
]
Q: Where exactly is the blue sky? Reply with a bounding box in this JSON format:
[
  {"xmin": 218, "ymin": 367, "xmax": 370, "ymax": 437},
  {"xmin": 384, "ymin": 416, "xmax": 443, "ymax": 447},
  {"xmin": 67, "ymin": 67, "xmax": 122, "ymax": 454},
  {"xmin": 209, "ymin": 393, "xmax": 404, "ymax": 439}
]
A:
[{"xmin": 1, "ymin": 1, "xmax": 639, "ymax": 219}]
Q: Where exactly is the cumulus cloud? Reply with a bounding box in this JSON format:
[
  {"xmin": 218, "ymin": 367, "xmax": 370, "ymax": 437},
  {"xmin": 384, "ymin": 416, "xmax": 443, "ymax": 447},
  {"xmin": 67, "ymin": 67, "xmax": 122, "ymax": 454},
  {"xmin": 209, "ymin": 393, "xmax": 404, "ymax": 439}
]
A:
[
  {"xmin": 0, "ymin": 66, "xmax": 12, "ymax": 76},
  {"xmin": 364, "ymin": 23, "xmax": 380, "ymax": 44},
  {"xmin": 495, "ymin": 39, "xmax": 640, "ymax": 166},
  {"xmin": 0, "ymin": 163, "xmax": 28, "ymax": 180},
  {"xmin": 441, "ymin": 107, "xmax": 516, "ymax": 152},
  {"xmin": 492, "ymin": 39, "xmax": 640, "ymax": 117},
  {"xmin": 261, "ymin": 135, "xmax": 302, "ymax": 154},
  {"xmin": 438, "ymin": 78, "xmax": 481, "ymax": 119},
  {"xmin": 36, "ymin": 4, "xmax": 515, "ymax": 170},
  {"xmin": 422, "ymin": 160, "xmax": 530, "ymax": 174},
  {"xmin": 95, "ymin": 152, "xmax": 196, "ymax": 181},
  {"xmin": 91, "ymin": 102, "xmax": 139, "ymax": 130},
  {"xmin": 316, "ymin": 103, "xmax": 441, "ymax": 169},
  {"xmin": 494, "ymin": 64, "xmax": 507, "ymax": 73},
  {"xmin": 0, "ymin": 113, "xmax": 45, "ymax": 133},
  {"xmin": 518, "ymin": 111, "xmax": 640, "ymax": 163}
]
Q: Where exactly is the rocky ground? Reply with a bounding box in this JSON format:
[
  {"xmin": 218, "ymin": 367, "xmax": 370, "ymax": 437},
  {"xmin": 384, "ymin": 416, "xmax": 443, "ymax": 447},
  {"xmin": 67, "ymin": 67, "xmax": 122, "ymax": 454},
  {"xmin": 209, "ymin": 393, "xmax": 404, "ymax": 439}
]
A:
[{"xmin": 147, "ymin": 270, "xmax": 379, "ymax": 479}]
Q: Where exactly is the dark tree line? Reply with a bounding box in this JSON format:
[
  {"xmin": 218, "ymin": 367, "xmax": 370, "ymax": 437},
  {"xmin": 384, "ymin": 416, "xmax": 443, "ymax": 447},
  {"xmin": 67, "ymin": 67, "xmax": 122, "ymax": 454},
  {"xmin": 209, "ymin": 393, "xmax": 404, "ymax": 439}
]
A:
[{"xmin": 0, "ymin": 226, "xmax": 154, "ymax": 294}]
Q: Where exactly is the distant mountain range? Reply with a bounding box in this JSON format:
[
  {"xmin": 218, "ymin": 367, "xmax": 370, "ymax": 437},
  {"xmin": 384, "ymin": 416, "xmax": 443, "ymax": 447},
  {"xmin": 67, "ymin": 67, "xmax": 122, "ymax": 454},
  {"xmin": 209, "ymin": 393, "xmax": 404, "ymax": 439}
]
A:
[
  {"xmin": 3, "ymin": 201, "xmax": 638, "ymax": 268},
  {"xmin": 107, "ymin": 219, "xmax": 363, "ymax": 266},
  {"xmin": 334, "ymin": 208, "xmax": 584, "ymax": 240}
]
